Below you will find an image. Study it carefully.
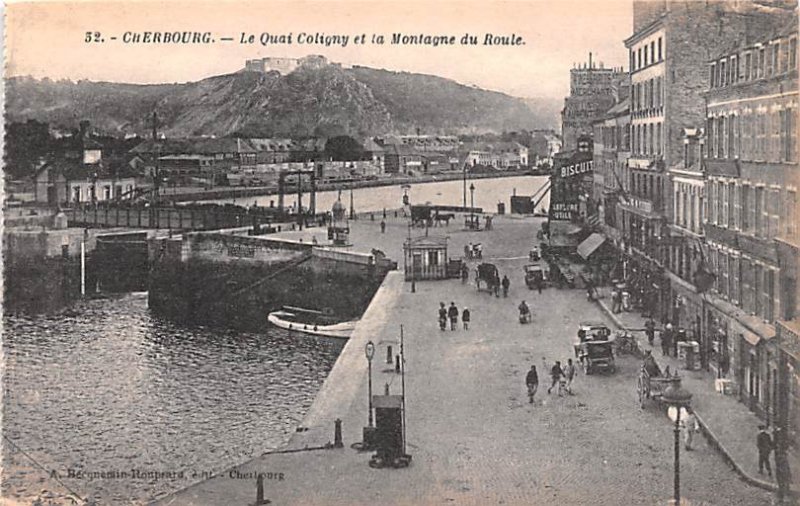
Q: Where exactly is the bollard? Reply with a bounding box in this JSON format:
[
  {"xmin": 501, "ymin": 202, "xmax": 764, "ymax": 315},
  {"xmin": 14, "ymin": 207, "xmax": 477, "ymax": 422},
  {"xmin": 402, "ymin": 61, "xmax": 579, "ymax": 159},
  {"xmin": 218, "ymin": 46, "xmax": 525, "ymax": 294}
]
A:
[
  {"xmin": 386, "ymin": 345, "xmax": 393, "ymax": 364},
  {"xmin": 385, "ymin": 383, "xmax": 390, "ymax": 395},
  {"xmin": 334, "ymin": 418, "xmax": 343, "ymax": 448},
  {"xmin": 256, "ymin": 473, "xmax": 264, "ymax": 505},
  {"xmin": 395, "ymin": 355, "xmax": 401, "ymax": 374}
]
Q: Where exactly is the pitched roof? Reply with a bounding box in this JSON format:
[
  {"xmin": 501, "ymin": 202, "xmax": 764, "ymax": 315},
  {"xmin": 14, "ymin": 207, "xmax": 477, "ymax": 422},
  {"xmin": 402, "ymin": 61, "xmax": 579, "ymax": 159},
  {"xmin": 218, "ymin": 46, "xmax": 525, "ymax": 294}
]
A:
[
  {"xmin": 362, "ymin": 138, "xmax": 385, "ymax": 152},
  {"xmin": 405, "ymin": 236, "xmax": 448, "ymax": 249},
  {"xmin": 247, "ymin": 138, "xmax": 295, "ymax": 152},
  {"xmin": 606, "ymin": 97, "xmax": 630, "ymax": 117},
  {"xmin": 131, "ymin": 137, "xmax": 258, "ymax": 155}
]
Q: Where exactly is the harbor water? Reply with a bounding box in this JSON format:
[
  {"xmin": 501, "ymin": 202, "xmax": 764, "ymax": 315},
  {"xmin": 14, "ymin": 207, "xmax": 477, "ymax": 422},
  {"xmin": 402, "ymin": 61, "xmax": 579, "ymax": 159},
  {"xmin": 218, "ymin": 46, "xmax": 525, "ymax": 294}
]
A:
[
  {"xmin": 2, "ymin": 175, "xmax": 549, "ymax": 504},
  {"xmin": 2, "ymin": 293, "xmax": 342, "ymax": 505},
  {"xmin": 217, "ymin": 175, "xmax": 550, "ymax": 215}
]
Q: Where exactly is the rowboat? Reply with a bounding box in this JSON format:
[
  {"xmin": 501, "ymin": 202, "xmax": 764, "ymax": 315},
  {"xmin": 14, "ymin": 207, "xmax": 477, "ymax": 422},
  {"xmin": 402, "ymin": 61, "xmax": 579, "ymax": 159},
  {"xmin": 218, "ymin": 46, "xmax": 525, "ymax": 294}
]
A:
[{"xmin": 267, "ymin": 307, "xmax": 357, "ymax": 340}]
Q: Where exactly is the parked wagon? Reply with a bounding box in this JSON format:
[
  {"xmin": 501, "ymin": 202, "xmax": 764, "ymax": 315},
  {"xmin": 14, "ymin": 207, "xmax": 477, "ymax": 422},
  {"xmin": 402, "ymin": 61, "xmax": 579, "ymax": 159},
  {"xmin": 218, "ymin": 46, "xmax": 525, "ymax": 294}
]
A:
[
  {"xmin": 524, "ymin": 263, "xmax": 548, "ymax": 289},
  {"xmin": 637, "ymin": 364, "xmax": 682, "ymax": 409},
  {"xmin": 475, "ymin": 262, "xmax": 500, "ymax": 295},
  {"xmin": 446, "ymin": 258, "xmax": 464, "ymax": 279}
]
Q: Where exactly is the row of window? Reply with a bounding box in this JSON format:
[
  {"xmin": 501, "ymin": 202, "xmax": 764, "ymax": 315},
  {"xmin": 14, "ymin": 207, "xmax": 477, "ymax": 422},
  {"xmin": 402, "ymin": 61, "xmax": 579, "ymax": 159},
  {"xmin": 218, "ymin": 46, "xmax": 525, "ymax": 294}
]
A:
[
  {"xmin": 630, "ymin": 171, "xmax": 665, "ymax": 204},
  {"xmin": 709, "ymin": 247, "xmax": 776, "ymax": 323},
  {"xmin": 71, "ymin": 184, "xmax": 134, "ymax": 202},
  {"xmin": 707, "ymin": 179, "xmax": 797, "ymax": 239},
  {"xmin": 599, "ymin": 124, "xmax": 631, "ymax": 151},
  {"xmin": 631, "ymin": 36, "xmax": 664, "ymax": 72},
  {"xmin": 632, "ymin": 76, "xmax": 663, "ymax": 113},
  {"xmin": 710, "ymin": 36, "xmax": 798, "ymax": 89},
  {"xmin": 673, "ymin": 184, "xmax": 704, "ymax": 234},
  {"xmin": 632, "ymin": 122, "xmax": 663, "ymax": 156},
  {"xmin": 707, "ymin": 108, "xmax": 798, "ymax": 163}
]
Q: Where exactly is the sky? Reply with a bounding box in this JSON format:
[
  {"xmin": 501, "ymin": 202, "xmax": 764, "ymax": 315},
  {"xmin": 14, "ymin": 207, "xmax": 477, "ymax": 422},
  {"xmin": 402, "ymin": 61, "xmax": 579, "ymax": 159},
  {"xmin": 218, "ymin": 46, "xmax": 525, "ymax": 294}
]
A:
[{"xmin": 5, "ymin": 0, "xmax": 632, "ymax": 100}]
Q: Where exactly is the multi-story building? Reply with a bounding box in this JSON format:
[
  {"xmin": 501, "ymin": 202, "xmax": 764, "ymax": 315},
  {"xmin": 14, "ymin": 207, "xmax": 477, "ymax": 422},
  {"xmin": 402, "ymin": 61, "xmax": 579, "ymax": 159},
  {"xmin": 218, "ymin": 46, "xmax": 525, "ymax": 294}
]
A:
[
  {"xmin": 623, "ymin": 0, "xmax": 790, "ymax": 340},
  {"xmin": 378, "ymin": 135, "xmax": 460, "ymax": 153},
  {"xmin": 462, "ymin": 142, "xmax": 529, "ymax": 169},
  {"xmin": 131, "ymin": 137, "xmax": 260, "ymax": 188},
  {"xmin": 592, "ymin": 97, "xmax": 630, "ymax": 248},
  {"xmin": 561, "ymin": 54, "xmax": 627, "ymax": 151},
  {"xmin": 529, "ymin": 130, "xmax": 563, "ymax": 167},
  {"xmin": 702, "ymin": 19, "xmax": 798, "ymax": 430}
]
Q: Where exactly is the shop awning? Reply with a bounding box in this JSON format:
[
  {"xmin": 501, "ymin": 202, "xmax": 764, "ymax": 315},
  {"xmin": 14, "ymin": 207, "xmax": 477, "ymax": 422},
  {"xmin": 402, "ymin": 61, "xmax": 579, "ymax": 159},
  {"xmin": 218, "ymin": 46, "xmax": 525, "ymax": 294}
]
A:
[
  {"xmin": 549, "ymin": 221, "xmax": 584, "ymax": 236},
  {"xmin": 577, "ymin": 233, "xmax": 607, "ymax": 260}
]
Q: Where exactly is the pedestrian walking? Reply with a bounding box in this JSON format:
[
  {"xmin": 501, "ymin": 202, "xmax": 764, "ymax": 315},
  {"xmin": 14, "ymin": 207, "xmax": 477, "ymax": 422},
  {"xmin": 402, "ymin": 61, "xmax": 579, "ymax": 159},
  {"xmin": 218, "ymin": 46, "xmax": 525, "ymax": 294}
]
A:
[
  {"xmin": 661, "ymin": 323, "xmax": 673, "ymax": 357},
  {"xmin": 438, "ymin": 302, "xmax": 447, "ymax": 332},
  {"xmin": 464, "ymin": 244, "xmax": 470, "ymax": 259},
  {"xmin": 535, "ymin": 277, "xmax": 543, "ymax": 294},
  {"xmin": 645, "ymin": 317, "xmax": 656, "ymax": 346},
  {"xmin": 547, "ymin": 361, "xmax": 565, "ymax": 396},
  {"xmin": 525, "ymin": 365, "xmax": 539, "ymax": 404},
  {"xmin": 380, "ymin": 220, "xmax": 386, "ymax": 233},
  {"xmin": 501, "ymin": 275, "xmax": 510, "ymax": 298},
  {"xmin": 564, "ymin": 358, "xmax": 577, "ymax": 395},
  {"xmin": 611, "ymin": 289, "xmax": 622, "ymax": 313},
  {"xmin": 682, "ymin": 407, "xmax": 699, "ymax": 450},
  {"xmin": 672, "ymin": 327, "xmax": 682, "ymax": 358},
  {"xmin": 757, "ymin": 425, "xmax": 774, "ymax": 477},
  {"xmin": 448, "ymin": 302, "xmax": 459, "ymax": 331},
  {"xmin": 461, "ymin": 263, "xmax": 469, "ymax": 284},
  {"xmin": 462, "ymin": 307, "xmax": 470, "ymax": 330}
]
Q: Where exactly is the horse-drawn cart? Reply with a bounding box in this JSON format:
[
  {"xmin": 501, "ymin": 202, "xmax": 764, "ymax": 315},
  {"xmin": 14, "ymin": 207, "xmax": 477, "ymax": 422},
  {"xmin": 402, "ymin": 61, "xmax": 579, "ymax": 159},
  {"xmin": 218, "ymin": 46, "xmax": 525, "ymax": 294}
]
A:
[
  {"xmin": 637, "ymin": 366, "xmax": 682, "ymax": 409},
  {"xmin": 475, "ymin": 263, "xmax": 500, "ymax": 295}
]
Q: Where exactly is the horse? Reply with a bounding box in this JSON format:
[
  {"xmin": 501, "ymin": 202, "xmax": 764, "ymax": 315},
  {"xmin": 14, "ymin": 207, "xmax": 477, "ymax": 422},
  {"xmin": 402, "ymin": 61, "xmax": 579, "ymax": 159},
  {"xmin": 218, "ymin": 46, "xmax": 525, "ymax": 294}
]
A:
[{"xmin": 433, "ymin": 213, "xmax": 455, "ymax": 226}]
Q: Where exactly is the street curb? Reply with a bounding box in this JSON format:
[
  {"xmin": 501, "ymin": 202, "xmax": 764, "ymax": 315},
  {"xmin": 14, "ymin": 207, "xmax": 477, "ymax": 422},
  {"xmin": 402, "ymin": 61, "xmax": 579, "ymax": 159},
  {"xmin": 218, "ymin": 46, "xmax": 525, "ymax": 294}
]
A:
[{"xmin": 593, "ymin": 297, "xmax": 797, "ymax": 499}]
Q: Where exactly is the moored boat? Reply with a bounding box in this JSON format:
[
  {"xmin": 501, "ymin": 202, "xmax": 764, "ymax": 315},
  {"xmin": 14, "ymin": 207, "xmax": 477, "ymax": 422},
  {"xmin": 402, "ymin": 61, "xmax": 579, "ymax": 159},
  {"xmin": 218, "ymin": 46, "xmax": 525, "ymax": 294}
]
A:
[{"xmin": 267, "ymin": 306, "xmax": 357, "ymax": 340}]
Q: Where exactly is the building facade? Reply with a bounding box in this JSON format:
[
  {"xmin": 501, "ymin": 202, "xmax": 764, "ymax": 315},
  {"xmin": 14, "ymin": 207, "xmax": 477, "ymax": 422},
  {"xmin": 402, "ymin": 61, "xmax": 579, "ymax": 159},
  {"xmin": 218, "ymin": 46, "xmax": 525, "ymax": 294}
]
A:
[
  {"xmin": 561, "ymin": 54, "xmax": 627, "ymax": 151},
  {"xmin": 623, "ymin": 0, "xmax": 790, "ymax": 354},
  {"xmin": 703, "ymin": 20, "xmax": 798, "ymax": 429}
]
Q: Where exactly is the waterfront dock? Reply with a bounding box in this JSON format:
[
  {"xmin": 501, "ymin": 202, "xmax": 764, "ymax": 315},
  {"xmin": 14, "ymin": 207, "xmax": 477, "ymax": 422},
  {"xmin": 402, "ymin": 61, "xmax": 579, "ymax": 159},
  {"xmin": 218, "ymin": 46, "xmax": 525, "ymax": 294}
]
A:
[{"xmin": 156, "ymin": 214, "xmax": 774, "ymax": 506}]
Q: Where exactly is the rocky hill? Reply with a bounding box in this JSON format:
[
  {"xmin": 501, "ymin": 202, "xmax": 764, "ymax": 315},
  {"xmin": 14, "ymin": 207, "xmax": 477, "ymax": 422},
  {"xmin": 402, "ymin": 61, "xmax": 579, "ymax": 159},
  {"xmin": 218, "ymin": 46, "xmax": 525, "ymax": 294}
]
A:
[{"xmin": 6, "ymin": 64, "xmax": 558, "ymax": 137}]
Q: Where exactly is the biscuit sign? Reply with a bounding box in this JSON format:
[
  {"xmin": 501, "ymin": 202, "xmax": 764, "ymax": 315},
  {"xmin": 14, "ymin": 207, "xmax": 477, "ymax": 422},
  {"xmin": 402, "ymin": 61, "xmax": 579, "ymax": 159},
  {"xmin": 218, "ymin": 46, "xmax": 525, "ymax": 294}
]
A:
[{"xmin": 560, "ymin": 161, "xmax": 593, "ymax": 178}]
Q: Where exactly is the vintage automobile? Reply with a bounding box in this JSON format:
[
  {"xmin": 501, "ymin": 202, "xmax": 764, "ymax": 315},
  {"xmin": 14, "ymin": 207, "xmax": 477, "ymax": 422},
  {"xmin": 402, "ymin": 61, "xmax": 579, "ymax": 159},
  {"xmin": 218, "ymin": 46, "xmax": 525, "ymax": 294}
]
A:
[
  {"xmin": 524, "ymin": 263, "xmax": 547, "ymax": 289},
  {"xmin": 574, "ymin": 321, "xmax": 612, "ymax": 346},
  {"xmin": 577, "ymin": 340, "xmax": 616, "ymax": 374},
  {"xmin": 572, "ymin": 321, "xmax": 615, "ymax": 374}
]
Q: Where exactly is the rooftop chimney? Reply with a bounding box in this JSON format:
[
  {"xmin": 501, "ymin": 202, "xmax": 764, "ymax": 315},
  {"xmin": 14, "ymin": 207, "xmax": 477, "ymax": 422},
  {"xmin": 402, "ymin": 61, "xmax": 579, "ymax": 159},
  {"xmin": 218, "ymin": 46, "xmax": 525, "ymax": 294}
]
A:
[{"xmin": 589, "ymin": 52, "xmax": 593, "ymax": 69}]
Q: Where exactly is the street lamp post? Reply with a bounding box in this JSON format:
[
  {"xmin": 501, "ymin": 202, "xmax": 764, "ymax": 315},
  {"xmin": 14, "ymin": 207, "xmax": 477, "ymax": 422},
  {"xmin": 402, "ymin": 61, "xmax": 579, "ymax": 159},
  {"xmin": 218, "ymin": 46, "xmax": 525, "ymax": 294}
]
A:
[
  {"xmin": 662, "ymin": 381, "xmax": 693, "ymax": 506},
  {"xmin": 365, "ymin": 341, "xmax": 375, "ymax": 427},
  {"xmin": 350, "ymin": 183, "xmax": 355, "ymax": 220},
  {"xmin": 469, "ymin": 183, "xmax": 475, "ymax": 229},
  {"xmin": 407, "ymin": 221, "xmax": 416, "ymax": 293},
  {"xmin": 462, "ymin": 164, "xmax": 467, "ymax": 208}
]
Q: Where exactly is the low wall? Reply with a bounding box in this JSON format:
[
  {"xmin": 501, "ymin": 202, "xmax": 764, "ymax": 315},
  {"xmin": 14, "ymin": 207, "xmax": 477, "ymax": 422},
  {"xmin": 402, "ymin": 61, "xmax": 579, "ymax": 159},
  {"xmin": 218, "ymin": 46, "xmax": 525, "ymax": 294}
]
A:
[{"xmin": 148, "ymin": 231, "xmax": 395, "ymax": 331}]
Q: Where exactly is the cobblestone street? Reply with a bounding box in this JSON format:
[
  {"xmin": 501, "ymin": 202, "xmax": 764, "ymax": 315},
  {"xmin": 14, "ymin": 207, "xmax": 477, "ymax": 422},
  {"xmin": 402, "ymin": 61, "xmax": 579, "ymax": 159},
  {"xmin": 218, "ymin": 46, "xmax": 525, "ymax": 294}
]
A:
[{"xmin": 160, "ymin": 215, "xmax": 775, "ymax": 506}]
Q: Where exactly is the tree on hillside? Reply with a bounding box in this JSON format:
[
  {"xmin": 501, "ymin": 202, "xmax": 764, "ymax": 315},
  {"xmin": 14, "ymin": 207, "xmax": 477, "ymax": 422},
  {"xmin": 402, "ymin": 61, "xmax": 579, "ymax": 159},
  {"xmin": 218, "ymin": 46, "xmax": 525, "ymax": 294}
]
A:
[
  {"xmin": 325, "ymin": 135, "xmax": 364, "ymax": 161},
  {"xmin": 4, "ymin": 120, "xmax": 53, "ymax": 179}
]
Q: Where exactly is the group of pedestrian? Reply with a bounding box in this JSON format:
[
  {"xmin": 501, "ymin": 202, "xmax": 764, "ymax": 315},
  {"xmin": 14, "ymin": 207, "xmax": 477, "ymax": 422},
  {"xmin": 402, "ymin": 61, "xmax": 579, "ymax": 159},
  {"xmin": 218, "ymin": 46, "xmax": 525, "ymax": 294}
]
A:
[
  {"xmin": 525, "ymin": 358, "xmax": 577, "ymax": 403},
  {"xmin": 438, "ymin": 301, "xmax": 470, "ymax": 331}
]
